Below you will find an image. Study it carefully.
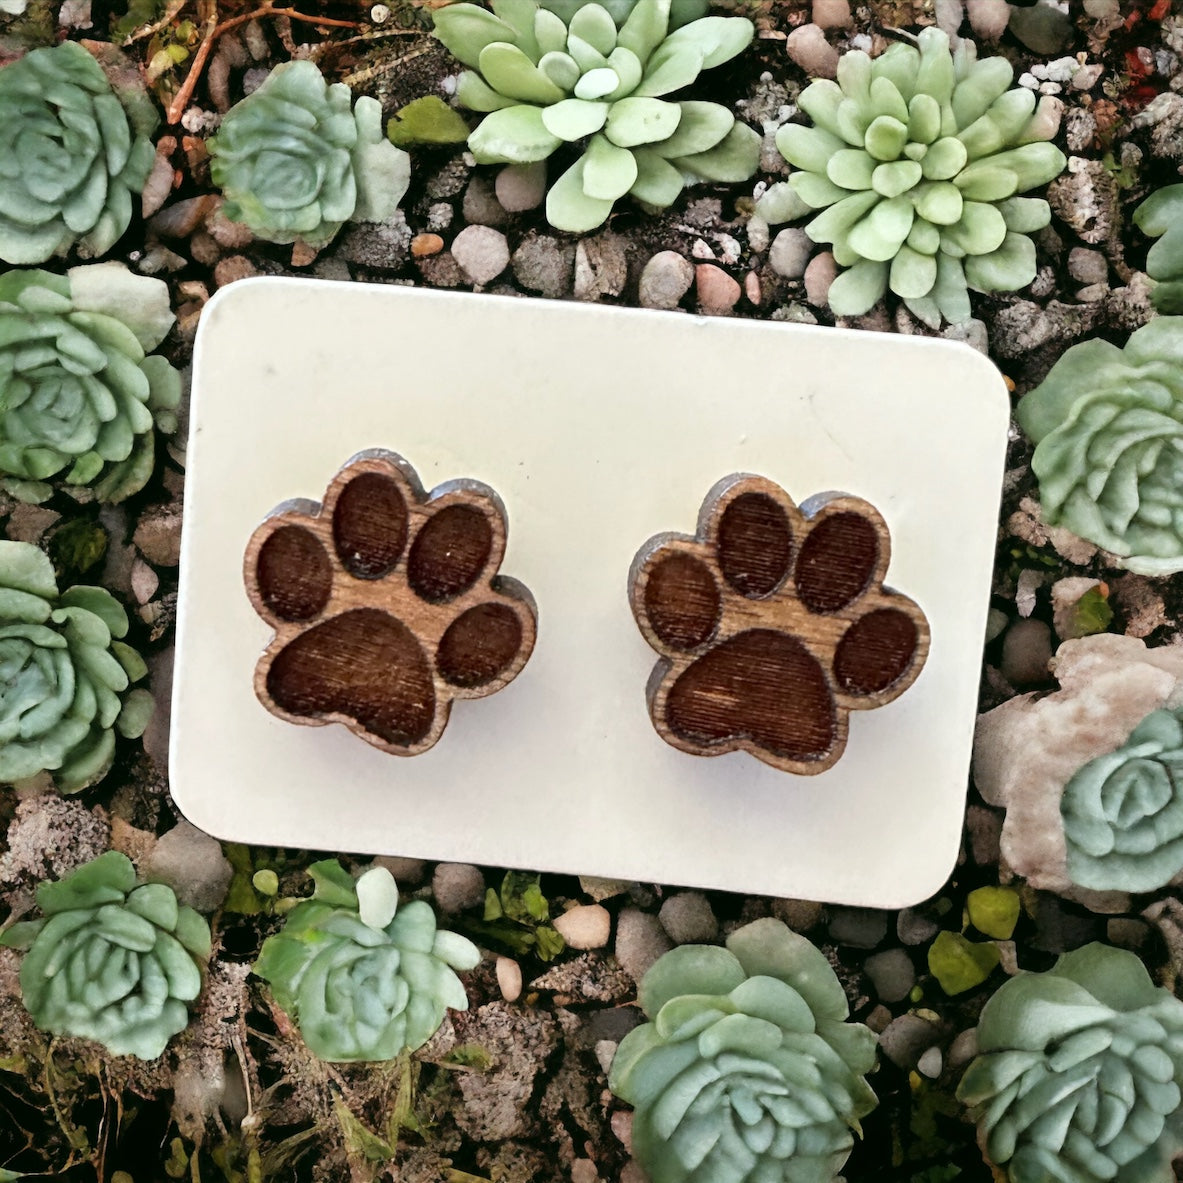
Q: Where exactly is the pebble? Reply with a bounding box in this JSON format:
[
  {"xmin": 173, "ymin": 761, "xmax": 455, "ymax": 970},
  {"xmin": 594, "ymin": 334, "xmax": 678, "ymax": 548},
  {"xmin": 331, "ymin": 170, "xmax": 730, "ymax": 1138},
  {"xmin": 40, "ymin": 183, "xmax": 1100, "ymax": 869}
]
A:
[
  {"xmin": 553, "ymin": 903, "xmax": 612, "ymax": 950},
  {"xmin": 496, "ymin": 956, "xmax": 523, "ymax": 1003},
  {"xmin": 621, "ymin": 1163, "xmax": 647, "ymax": 1183},
  {"xmin": 213, "ymin": 255, "xmax": 257, "ymax": 288},
  {"xmin": 609, "ymin": 1110, "xmax": 633, "ymax": 1152},
  {"xmin": 1106, "ymin": 918, "xmax": 1151, "ymax": 950},
  {"xmin": 615, "ymin": 907, "xmax": 673, "ymax": 983},
  {"xmin": 431, "ymin": 862, "xmax": 486, "ymax": 913},
  {"xmin": 580, "ymin": 876, "xmax": 630, "ymax": 901},
  {"xmin": 786, "ymin": 24, "xmax": 839, "ymax": 79},
  {"xmin": 747, "ymin": 213, "xmax": 770, "ymax": 254},
  {"xmin": 462, "ymin": 174, "xmax": 509, "ymax": 226},
  {"xmin": 148, "ymin": 195, "xmax": 219, "ymax": 238},
  {"xmin": 1068, "ymin": 247, "xmax": 1107, "ymax": 285},
  {"xmin": 771, "ymin": 897, "xmax": 824, "ymax": 931},
  {"xmin": 1000, "ymin": 618, "xmax": 1053, "ymax": 686},
  {"xmin": 1048, "ymin": 158, "xmax": 1117, "ymax": 246},
  {"xmin": 512, "ymin": 234, "xmax": 574, "ymax": 299},
  {"xmin": 426, "ymin": 202, "xmax": 454, "ymax": 232},
  {"xmin": 1072, "ymin": 63, "xmax": 1104, "ymax": 90},
  {"xmin": 411, "ymin": 233, "xmax": 444, "ymax": 258},
  {"xmin": 336, "ymin": 211, "xmax": 411, "ymax": 270},
  {"xmin": 5, "ymin": 504, "xmax": 60, "ymax": 544},
  {"xmin": 879, "ymin": 1014, "xmax": 941, "ymax": 1069},
  {"xmin": 207, "ymin": 206, "xmax": 253, "ymax": 249},
  {"xmin": 811, "ymin": 0, "xmax": 851, "ymax": 26},
  {"xmin": 691, "ymin": 238, "xmax": 715, "ymax": 260},
  {"xmin": 133, "ymin": 503, "xmax": 183, "ymax": 567},
  {"xmin": 417, "ymin": 252, "xmax": 466, "ymax": 288},
  {"xmin": 659, "ymin": 892, "xmax": 718, "ymax": 944},
  {"xmin": 496, "ymin": 162, "xmax": 548, "ymax": 212},
  {"xmin": 917, "ymin": 1046, "xmax": 943, "ymax": 1078},
  {"xmin": 575, "ymin": 232, "xmax": 629, "ymax": 301},
  {"xmin": 864, "ymin": 1004, "xmax": 892, "ymax": 1033},
  {"xmin": 947, "ymin": 1027, "xmax": 979, "ymax": 1068},
  {"xmin": 572, "ymin": 1160, "xmax": 600, "ymax": 1183},
  {"xmin": 828, "ymin": 907, "xmax": 888, "ymax": 949},
  {"xmin": 695, "ymin": 264, "xmax": 741, "ymax": 315},
  {"xmin": 372, "ymin": 855, "xmax": 427, "ymax": 885},
  {"xmin": 130, "ymin": 558, "xmax": 159, "ymax": 605},
  {"xmin": 639, "ymin": 251, "xmax": 695, "ymax": 310},
  {"xmin": 744, "ymin": 271, "xmax": 762, "ymax": 306},
  {"xmin": 769, "ymin": 228, "xmax": 812, "ymax": 279},
  {"xmin": 452, "ymin": 225, "xmax": 510, "ymax": 285},
  {"xmin": 145, "ymin": 821, "xmax": 233, "ymax": 913},
  {"xmin": 804, "ymin": 252, "xmax": 837, "ymax": 307},
  {"xmin": 966, "ymin": 0, "xmax": 1010, "ymax": 39},
  {"xmin": 865, "ymin": 948, "xmax": 915, "ymax": 1003},
  {"xmin": 897, "ymin": 907, "xmax": 940, "ymax": 946}
]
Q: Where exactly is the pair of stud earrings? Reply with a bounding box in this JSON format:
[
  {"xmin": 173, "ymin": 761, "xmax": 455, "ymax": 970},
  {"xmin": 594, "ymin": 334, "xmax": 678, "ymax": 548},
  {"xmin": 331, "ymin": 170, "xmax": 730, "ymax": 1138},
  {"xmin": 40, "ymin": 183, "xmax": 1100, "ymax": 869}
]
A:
[{"xmin": 244, "ymin": 449, "xmax": 930, "ymax": 776}]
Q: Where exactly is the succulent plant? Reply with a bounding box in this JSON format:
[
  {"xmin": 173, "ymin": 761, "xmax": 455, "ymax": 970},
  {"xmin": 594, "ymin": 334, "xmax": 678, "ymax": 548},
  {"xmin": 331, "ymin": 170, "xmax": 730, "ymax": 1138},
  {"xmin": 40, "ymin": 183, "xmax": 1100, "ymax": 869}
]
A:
[
  {"xmin": 208, "ymin": 60, "xmax": 411, "ymax": 248},
  {"xmin": 0, "ymin": 264, "xmax": 180, "ymax": 504},
  {"xmin": 0, "ymin": 41, "xmax": 156, "ymax": 265},
  {"xmin": 0, "ymin": 542, "xmax": 153, "ymax": 791},
  {"xmin": 0, "ymin": 851, "xmax": 211, "ymax": 1059},
  {"xmin": 253, "ymin": 860, "xmax": 480, "ymax": 1062},
  {"xmin": 538, "ymin": 0, "xmax": 705, "ymax": 28},
  {"xmin": 1134, "ymin": 184, "xmax": 1183, "ymax": 314},
  {"xmin": 1015, "ymin": 317, "xmax": 1183, "ymax": 575},
  {"xmin": 433, "ymin": 0, "xmax": 760, "ymax": 233},
  {"xmin": 774, "ymin": 27, "xmax": 1066, "ymax": 324},
  {"xmin": 609, "ymin": 918, "xmax": 878, "ymax": 1183},
  {"xmin": 1060, "ymin": 704, "xmax": 1183, "ymax": 892},
  {"xmin": 958, "ymin": 943, "xmax": 1183, "ymax": 1183}
]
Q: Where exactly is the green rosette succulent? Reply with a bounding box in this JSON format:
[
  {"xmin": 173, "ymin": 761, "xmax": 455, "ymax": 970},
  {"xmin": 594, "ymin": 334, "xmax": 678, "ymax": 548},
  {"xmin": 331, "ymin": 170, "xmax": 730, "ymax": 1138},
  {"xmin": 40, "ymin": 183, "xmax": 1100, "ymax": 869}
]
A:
[
  {"xmin": 0, "ymin": 41, "xmax": 156, "ymax": 265},
  {"xmin": 253, "ymin": 860, "xmax": 480, "ymax": 1062},
  {"xmin": 208, "ymin": 60, "xmax": 411, "ymax": 248},
  {"xmin": 1060, "ymin": 704, "xmax": 1183, "ymax": 892},
  {"xmin": 0, "ymin": 541, "xmax": 153, "ymax": 791},
  {"xmin": 1134, "ymin": 184, "xmax": 1183, "ymax": 314},
  {"xmin": 775, "ymin": 28, "xmax": 1066, "ymax": 324},
  {"xmin": 0, "ymin": 851, "xmax": 211, "ymax": 1060},
  {"xmin": 1015, "ymin": 317, "xmax": 1183, "ymax": 575},
  {"xmin": 0, "ymin": 264, "xmax": 181, "ymax": 504},
  {"xmin": 538, "ymin": 0, "xmax": 705, "ymax": 27},
  {"xmin": 609, "ymin": 918, "xmax": 878, "ymax": 1183},
  {"xmin": 958, "ymin": 943, "xmax": 1183, "ymax": 1183},
  {"xmin": 433, "ymin": 0, "xmax": 760, "ymax": 233}
]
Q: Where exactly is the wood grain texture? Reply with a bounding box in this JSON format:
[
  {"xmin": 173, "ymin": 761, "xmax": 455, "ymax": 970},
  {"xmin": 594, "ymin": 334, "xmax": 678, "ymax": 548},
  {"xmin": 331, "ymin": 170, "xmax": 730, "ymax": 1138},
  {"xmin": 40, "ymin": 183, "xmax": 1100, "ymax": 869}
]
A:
[
  {"xmin": 244, "ymin": 449, "xmax": 536, "ymax": 756},
  {"xmin": 629, "ymin": 474, "xmax": 930, "ymax": 775}
]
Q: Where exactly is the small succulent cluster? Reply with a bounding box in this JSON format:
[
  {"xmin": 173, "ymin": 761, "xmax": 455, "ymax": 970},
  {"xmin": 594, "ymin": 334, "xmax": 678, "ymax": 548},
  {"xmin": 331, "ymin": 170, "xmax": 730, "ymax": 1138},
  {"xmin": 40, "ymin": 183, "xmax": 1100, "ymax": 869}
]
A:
[
  {"xmin": 0, "ymin": 542, "xmax": 152, "ymax": 791},
  {"xmin": 1016, "ymin": 317, "xmax": 1183, "ymax": 575},
  {"xmin": 1135, "ymin": 184, "xmax": 1183, "ymax": 314},
  {"xmin": 609, "ymin": 918, "xmax": 878, "ymax": 1183},
  {"xmin": 958, "ymin": 943, "xmax": 1183, "ymax": 1183},
  {"xmin": 253, "ymin": 860, "xmax": 480, "ymax": 1061},
  {"xmin": 0, "ymin": 264, "xmax": 180, "ymax": 504},
  {"xmin": 775, "ymin": 27, "xmax": 1065, "ymax": 324},
  {"xmin": 1061, "ymin": 704, "xmax": 1183, "ymax": 893},
  {"xmin": 209, "ymin": 60, "xmax": 411, "ymax": 248},
  {"xmin": 0, "ymin": 852, "xmax": 211, "ymax": 1060},
  {"xmin": 0, "ymin": 41, "xmax": 156, "ymax": 265},
  {"xmin": 434, "ymin": 0, "xmax": 760, "ymax": 232}
]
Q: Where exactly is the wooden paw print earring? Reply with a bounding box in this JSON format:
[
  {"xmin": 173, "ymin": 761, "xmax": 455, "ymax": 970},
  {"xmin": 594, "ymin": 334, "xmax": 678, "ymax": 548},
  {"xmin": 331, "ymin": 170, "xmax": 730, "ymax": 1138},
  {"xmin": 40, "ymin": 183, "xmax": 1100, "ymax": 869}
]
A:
[
  {"xmin": 628, "ymin": 474, "xmax": 930, "ymax": 774},
  {"xmin": 244, "ymin": 449, "xmax": 537, "ymax": 755}
]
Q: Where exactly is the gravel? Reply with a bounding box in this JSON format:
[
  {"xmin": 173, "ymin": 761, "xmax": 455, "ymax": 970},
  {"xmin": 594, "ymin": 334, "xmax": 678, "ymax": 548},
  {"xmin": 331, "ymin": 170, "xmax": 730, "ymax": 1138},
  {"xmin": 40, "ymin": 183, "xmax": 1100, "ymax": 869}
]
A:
[
  {"xmin": 431, "ymin": 862, "xmax": 486, "ymax": 913},
  {"xmin": 145, "ymin": 821, "xmax": 233, "ymax": 913},
  {"xmin": 658, "ymin": 892, "xmax": 718, "ymax": 944},
  {"xmin": 639, "ymin": 251, "xmax": 695, "ymax": 310},
  {"xmin": 615, "ymin": 907, "xmax": 673, "ymax": 983},
  {"xmin": 452, "ymin": 225, "xmax": 510, "ymax": 285}
]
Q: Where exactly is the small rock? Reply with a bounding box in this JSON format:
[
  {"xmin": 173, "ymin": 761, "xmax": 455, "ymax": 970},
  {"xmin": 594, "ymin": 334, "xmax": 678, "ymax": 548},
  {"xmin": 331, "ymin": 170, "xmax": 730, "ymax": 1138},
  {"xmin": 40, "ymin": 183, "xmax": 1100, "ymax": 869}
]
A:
[
  {"xmin": 828, "ymin": 907, "xmax": 888, "ymax": 949},
  {"xmin": 1000, "ymin": 618, "xmax": 1053, "ymax": 686},
  {"xmin": 207, "ymin": 206, "xmax": 254, "ymax": 249},
  {"xmin": 130, "ymin": 558, "xmax": 159, "ymax": 605},
  {"xmin": 804, "ymin": 252, "xmax": 838, "ymax": 307},
  {"xmin": 337, "ymin": 211, "xmax": 412, "ymax": 270},
  {"xmin": 1050, "ymin": 575, "xmax": 1104, "ymax": 640},
  {"xmin": 574, "ymin": 232, "xmax": 629, "ymax": 301},
  {"xmin": 942, "ymin": 317, "xmax": 990, "ymax": 356},
  {"xmin": 496, "ymin": 956, "xmax": 522, "ymax": 1003},
  {"xmin": 1064, "ymin": 108, "xmax": 1098, "ymax": 153},
  {"xmin": 864, "ymin": 1004, "xmax": 892, "ymax": 1033},
  {"xmin": 966, "ymin": 0, "xmax": 1010, "ymax": 39},
  {"xmin": 639, "ymin": 251, "xmax": 695, "ymax": 310},
  {"xmin": 898, "ymin": 907, "xmax": 940, "ymax": 946},
  {"xmin": 512, "ymin": 234, "xmax": 574, "ymax": 298},
  {"xmin": 1072, "ymin": 63, "xmax": 1104, "ymax": 90},
  {"xmin": 771, "ymin": 897, "xmax": 824, "ymax": 931},
  {"xmin": 133, "ymin": 503, "xmax": 183, "ymax": 567},
  {"xmin": 610, "ymin": 1108, "xmax": 633, "ymax": 1150},
  {"xmin": 452, "ymin": 225, "xmax": 510, "ymax": 285},
  {"xmin": 595, "ymin": 1039, "xmax": 618, "ymax": 1074},
  {"xmin": 462, "ymin": 174, "xmax": 509, "ymax": 227},
  {"xmin": 744, "ymin": 271, "xmax": 761, "ymax": 306},
  {"xmin": 865, "ymin": 948, "xmax": 915, "ymax": 1003},
  {"xmin": 431, "ymin": 862, "xmax": 486, "ymax": 913},
  {"xmin": 948, "ymin": 1027, "xmax": 979, "ymax": 1067},
  {"xmin": 879, "ymin": 1014, "xmax": 941, "ymax": 1069},
  {"xmin": 149, "ymin": 195, "xmax": 219, "ymax": 238},
  {"xmin": 1047, "ymin": 157, "xmax": 1117, "ymax": 246},
  {"xmin": 5, "ymin": 504, "xmax": 60, "ymax": 544},
  {"xmin": 411, "ymin": 233, "xmax": 444, "ymax": 258},
  {"xmin": 659, "ymin": 892, "xmax": 718, "ymax": 944},
  {"xmin": 811, "ymin": 0, "xmax": 851, "ymax": 27},
  {"xmin": 769, "ymin": 228, "xmax": 812, "ymax": 279},
  {"xmin": 572, "ymin": 1160, "xmax": 600, "ymax": 1183},
  {"xmin": 417, "ymin": 251, "xmax": 466, "ymax": 288},
  {"xmin": 580, "ymin": 876, "xmax": 630, "ymax": 901},
  {"xmin": 747, "ymin": 213, "xmax": 770, "ymax": 254},
  {"xmin": 1106, "ymin": 917, "xmax": 1151, "ymax": 951},
  {"xmin": 553, "ymin": 903, "xmax": 611, "ymax": 950},
  {"xmin": 371, "ymin": 855, "xmax": 427, "ymax": 885},
  {"xmin": 917, "ymin": 1046, "xmax": 943, "ymax": 1078},
  {"xmin": 213, "ymin": 255, "xmax": 257, "ymax": 288},
  {"xmin": 965, "ymin": 805, "xmax": 1003, "ymax": 866},
  {"xmin": 530, "ymin": 951, "xmax": 633, "ymax": 1002},
  {"xmin": 145, "ymin": 821, "xmax": 233, "ymax": 913},
  {"xmin": 691, "ymin": 238, "xmax": 715, "ymax": 260},
  {"xmin": 621, "ymin": 1163, "xmax": 647, "ymax": 1183},
  {"xmin": 615, "ymin": 907, "xmax": 673, "ymax": 983},
  {"xmin": 786, "ymin": 24, "xmax": 839, "ymax": 79},
  {"xmin": 496, "ymin": 161, "xmax": 548, "ymax": 212},
  {"xmin": 695, "ymin": 264, "xmax": 741, "ymax": 315}
]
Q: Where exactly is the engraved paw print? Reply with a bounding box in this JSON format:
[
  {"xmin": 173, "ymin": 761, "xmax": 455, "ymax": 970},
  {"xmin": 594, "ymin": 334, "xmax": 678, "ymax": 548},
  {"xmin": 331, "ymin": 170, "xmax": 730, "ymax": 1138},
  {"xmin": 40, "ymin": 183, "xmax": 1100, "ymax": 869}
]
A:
[
  {"xmin": 244, "ymin": 450, "xmax": 536, "ymax": 755},
  {"xmin": 630, "ymin": 475, "xmax": 930, "ymax": 774}
]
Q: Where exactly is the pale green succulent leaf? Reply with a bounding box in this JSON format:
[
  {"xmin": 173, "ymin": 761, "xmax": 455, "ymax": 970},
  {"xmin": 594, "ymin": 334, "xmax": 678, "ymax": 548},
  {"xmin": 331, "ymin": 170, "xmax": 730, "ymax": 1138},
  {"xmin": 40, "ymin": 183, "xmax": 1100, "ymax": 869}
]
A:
[
  {"xmin": 568, "ymin": 2, "xmax": 618, "ymax": 54},
  {"xmin": 848, "ymin": 194, "xmax": 914, "ymax": 262},
  {"xmin": 457, "ymin": 70, "xmax": 518, "ymax": 112},
  {"xmin": 479, "ymin": 42, "xmax": 567, "ymax": 103},
  {"xmin": 755, "ymin": 180, "xmax": 812, "ymax": 225},
  {"xmin": 647, "ymin": 101, "xmax": 731, "ymax": 157},
  {"xmin": 890, "ymin": 243, "xmax": 937, "ymax": 298},
  {"xmin": 604, "ymin": 96, "xmax": 681, "ymax": 147},
  {"xmin": 776, "ymin": 123, "xmax": 847, "ymax": 174},
  {"xmin": 542, "ymin": 97, "xmax": 610, "ymax": 140},
  {"xmin": 575, "ymin": 65, "xmax": 623, "ymax": 100},
  {"xmin": 538, "ymin": 49, "xmax": 581, "ymax": 89},
  {"xmin": 872, "ymin": 159, "xmax": 922, "ymax": 198},
  {"xmin": 470, "ymin": 104, "xmax": 563, "ymax": 162},
  {"xmin": 827, "ymin": 148, "xmax": 876, "ymax": 191},
  {"xmin": 433, "ymin": 3, "xmax": 520, "ymax": 68},
  {"xmin": 804, "ymin": 189, "xmax": 879, "ymax": 245},
  {"xmin": 662, "ymin": 14, "xmax": 753, "ymax": 70},
  {"xmin": 491, "ymin": 0, "xmax": 542, "ymax": 56},
  {"xmin": 635, "ymin": 40, "xmax": 703, "ymax": 97},
  {"xmin": 534, "ymin": 7, "xmax": 569, "ymax": 53},
  {"xmin": 616, "ymin": 0, "xmax": 671, "ymax": 61},
  {"xmin": 963, "ymin": 229, "xmax": 1035, "ymax": 291},
  {"xmin": 582, "ymin": 135, "xmax": 639, "ymax": 199},
  {"xmin": 827, "ymin": 257, "xmax": 889, "ymax": 315},
  {"xmin": 629, "ymin": 148, "xmax": 685, "ymax": 206},
  {"xmin": 672, "ymin": 121, "xmax": 759, "ymax": 183}
]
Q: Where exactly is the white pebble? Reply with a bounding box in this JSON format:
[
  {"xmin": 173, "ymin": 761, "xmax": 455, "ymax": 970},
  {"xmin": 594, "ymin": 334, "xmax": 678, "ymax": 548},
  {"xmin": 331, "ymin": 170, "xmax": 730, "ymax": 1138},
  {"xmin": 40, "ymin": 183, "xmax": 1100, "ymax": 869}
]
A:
[
  {"xmin": 496, "ymin": 956, "xmax": 522, "ymax": 1002},
  {"xmin": 451, "ymin": 225, "xmax": 509, "ymax": 286},
  {"xmin": 553, "ymin": 903, "xmax": 611, "ymax": 950}
]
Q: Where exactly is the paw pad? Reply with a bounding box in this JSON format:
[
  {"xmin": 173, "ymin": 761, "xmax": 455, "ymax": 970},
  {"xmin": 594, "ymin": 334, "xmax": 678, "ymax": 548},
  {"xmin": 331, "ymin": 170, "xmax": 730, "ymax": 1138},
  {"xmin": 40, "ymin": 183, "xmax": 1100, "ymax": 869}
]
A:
[
  {"xmin": 630, "ymin": 475, "xmax": 930, "ymax": 774},
  {"xmin": 244, "ymin": 450, "xmax": 536, "ymax": 755}
]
